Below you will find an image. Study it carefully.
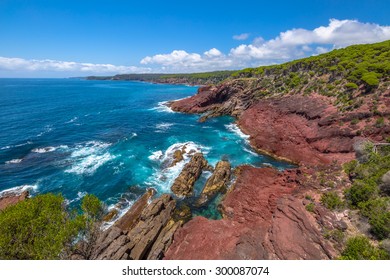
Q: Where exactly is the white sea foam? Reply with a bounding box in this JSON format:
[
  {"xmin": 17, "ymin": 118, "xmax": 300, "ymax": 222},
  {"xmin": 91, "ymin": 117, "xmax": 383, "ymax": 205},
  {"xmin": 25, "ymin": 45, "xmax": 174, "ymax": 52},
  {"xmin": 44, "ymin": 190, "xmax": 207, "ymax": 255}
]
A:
[
  {"xmin": 0, "ymin": 184, "xmax": 38, "ymax": 198},
  {"xmin": 65, "ymin": 152, "xmax": 115, "ymax": 175},
  {"xmin": 150, "ymin": 101, "xmax": 174, "ymax": 113},
  {"xmin": 225, "ymin": 123, "xmax": 250, "ymax": 140},
  {"xmin": 155, "ymin": 122, "xmax": 174, "ymax": 132},
  {"xmin": 65, "ymin": 141, "xmax": 115, "ymax": 175},
  {"xmin": 37, "ymin": 125, "xmax": 53, "ymax": 137},
  {"xmin": 66, "ymin": 191, "xmax": 87, "ymax": 204},
  {"xmin": 148, "ymin": 150, "xmax": 163, "ymax": 161},
  {"xmin": 101, "ymin": 199, "xmax": 135, "ymax": 231},
  {"xmin": 147, "ymin": 142, "xmax": 209, "ymax": 192},
  {"xmin": 65, "ymin": 117, "xmax": 78, "ymax": 124},
  {"xmin": 1, "ymin": 141, "xmax": 33, "ymax": 150},
  {"xmin": 5, "ymin": 158, "xmax": 23, "ymax": 164},
  {"xmin": 70, "ymin": 141, "xmax": 111, "ymax": 158},
  {"xmin": 243, "ymin": 147, "xmax": 258, "ymax": 156},
  {"xmin": 32, "ymin": 146, "xmax": 57, "ymax": 153}
]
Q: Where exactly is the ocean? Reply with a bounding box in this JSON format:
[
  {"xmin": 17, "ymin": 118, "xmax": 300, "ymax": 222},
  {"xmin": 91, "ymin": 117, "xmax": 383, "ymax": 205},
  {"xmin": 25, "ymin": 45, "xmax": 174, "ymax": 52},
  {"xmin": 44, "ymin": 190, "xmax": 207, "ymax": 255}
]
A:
[{"xmin": 0, "ymin": 78, "xmax": 293, "ymax": 221}]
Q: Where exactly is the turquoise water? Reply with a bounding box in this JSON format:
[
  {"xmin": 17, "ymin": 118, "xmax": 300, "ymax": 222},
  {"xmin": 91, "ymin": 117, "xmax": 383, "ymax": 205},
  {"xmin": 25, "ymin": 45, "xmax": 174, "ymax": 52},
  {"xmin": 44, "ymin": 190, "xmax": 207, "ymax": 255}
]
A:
[{"xmin": 0, "ymin": 79, "xmax": 293, "ymax": 219}]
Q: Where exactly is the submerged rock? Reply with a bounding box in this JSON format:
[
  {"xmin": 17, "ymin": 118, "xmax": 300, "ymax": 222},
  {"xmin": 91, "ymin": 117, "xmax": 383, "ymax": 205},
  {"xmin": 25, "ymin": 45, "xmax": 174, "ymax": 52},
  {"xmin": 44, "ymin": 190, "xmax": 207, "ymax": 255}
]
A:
[
  {"xmin": 171, "ymin": 153, "xmax": 208, "ymax": 197},
  {"xmin": 195, "ymin": 160, "xmax": 231, "ymax": 207},
  {"xmin": 170, "ymin": 149, "xmax": 184, "ymax": 167}
]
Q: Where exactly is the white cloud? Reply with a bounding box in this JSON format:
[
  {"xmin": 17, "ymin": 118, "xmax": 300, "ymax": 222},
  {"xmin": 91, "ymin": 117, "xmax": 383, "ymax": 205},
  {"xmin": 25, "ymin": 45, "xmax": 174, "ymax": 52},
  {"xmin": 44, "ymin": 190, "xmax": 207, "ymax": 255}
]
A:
[
  {"xmin": 140, "ymin": 19, "xmax": 390, "ymax": 72},
  {"xmin": 233, "ymin": 33, "xmax": 250, "ymax": 40},
  {"xmin": 204, "ymin": 48, "xmax": 223, "ymax": 57},
  {"xmin": 140, "ymin": 48, "xmax": 232, "ymax": 72},
  {"xmin": 2, "ymin": 19, "xmax": 390, "ymax": 76},
  {"xmin": 0, "ymin": 57, "xmax": 150, "ymax": 74}
]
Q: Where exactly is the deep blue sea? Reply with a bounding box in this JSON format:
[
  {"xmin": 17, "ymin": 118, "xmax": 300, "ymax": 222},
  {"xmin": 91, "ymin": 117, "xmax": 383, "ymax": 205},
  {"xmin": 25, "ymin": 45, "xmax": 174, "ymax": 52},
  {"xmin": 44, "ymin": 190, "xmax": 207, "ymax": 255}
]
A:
[{"xmin": 0, "ymin": 79, "xmax": 292, "ymax": 221}]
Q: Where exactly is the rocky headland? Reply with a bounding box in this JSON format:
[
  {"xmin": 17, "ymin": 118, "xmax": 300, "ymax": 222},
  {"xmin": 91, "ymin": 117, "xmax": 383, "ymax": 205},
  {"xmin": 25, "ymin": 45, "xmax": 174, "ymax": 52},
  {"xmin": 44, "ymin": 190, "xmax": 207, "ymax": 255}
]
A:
[
  {"xmin": 2, "ymin": 40, "xmax": 389, "ymax": 260},
  {"xmin": 163, "ymin": 41, "xmax": 390, "ymax": 259},
  {"xmin": 83, "ymin": 40, "xmax": 389, "ymax": 260}
]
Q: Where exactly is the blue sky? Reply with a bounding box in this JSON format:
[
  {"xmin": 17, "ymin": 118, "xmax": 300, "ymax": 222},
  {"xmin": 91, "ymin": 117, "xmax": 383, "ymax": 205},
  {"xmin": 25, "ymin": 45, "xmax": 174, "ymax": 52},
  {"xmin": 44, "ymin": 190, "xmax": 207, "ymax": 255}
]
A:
[{"xmin": 0, "ymin": 0, "xmax": 389, "ymax": 77}]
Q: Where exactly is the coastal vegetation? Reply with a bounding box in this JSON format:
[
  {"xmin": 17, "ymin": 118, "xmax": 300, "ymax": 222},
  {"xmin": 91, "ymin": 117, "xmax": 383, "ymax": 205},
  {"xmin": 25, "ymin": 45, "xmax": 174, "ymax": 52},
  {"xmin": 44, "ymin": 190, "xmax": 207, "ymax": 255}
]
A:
[
  {"xmin": 3, "ymin": 40, "xmax": 389, "ymax": 260},
  {"xmin": 0, "ymin": 193, "xmax": 103, "ymax": 259},
  {"xmin": 344, "ymin": 144, "xmax": 390, "ymax": 240},
  {"xmin": 339, "ymin": 236, "xmax": 389, "ymax": 260},
  {"xmin": 86, "ymin": 71, "xmax": 234, "ymax": 85}
]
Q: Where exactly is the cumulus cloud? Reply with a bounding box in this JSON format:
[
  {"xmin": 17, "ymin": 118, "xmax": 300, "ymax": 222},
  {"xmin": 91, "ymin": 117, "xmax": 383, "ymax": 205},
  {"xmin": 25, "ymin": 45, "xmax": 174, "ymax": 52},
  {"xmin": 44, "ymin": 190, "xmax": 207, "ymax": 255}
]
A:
[
  {"xmin": 0, "ymin": 57, "xmax": 150, "ymax": 74},
  {"xmin": 141, "ymin": 19, "xmax": 390, "ymax": 72},
  {"xmin": 233, "ymin": 33, "xmax": 250, "ymax": 40},
  {"xmin": 2, "ymin": 19, "xmax": 390, "ymax": 76},
  {"xmin": 140, "ymin": 48, "xmax": 232, "ymax": 72}
]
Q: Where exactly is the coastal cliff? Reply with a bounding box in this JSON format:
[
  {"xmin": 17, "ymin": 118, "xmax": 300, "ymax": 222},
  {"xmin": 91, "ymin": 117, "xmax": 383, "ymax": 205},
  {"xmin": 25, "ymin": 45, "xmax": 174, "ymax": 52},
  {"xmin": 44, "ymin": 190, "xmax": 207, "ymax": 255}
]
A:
[
  {"xmin": 1, "ymin": 40, "xmax": 389, "ymax": 260},
  {"xmin": 164, "ymin": 40, "xmax": 390, "ymax": 259}
]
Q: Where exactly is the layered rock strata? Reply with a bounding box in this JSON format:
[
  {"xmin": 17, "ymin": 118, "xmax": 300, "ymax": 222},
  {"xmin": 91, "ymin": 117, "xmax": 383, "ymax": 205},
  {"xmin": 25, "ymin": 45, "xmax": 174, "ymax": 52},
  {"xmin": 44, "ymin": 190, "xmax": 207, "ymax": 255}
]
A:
[
  {"xmin": 165, "ymin": 167, "xmax": 345, "ymax": 260},
  {"xmin": 195, "ymin": 160, "xmax": 231, "ymax": 207},
  {"xmin": 171, "ymin": 153, "xmax": 209, "ymax": 197},
  {"xmin": 84, "ymin": 190, "xmax": 185, "ymax": 260}
]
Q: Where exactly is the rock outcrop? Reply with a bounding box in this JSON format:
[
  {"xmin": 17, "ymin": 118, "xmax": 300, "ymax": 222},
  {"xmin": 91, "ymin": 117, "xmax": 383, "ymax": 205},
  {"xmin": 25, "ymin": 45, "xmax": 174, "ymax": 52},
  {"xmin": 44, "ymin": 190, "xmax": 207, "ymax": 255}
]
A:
[
  {"xmin": 165, "ymin": 166, "xmax": 344, "ymax": 260},
  {"xmin": 171, "ymin": 153, "xmax": 209, "ymax": 197},
  {"xmin": 84, "ymin": 191, "xmax": 185, "ymax": 260},
  {"xmin": 195, "ymin": 160, "xmax": 231, "ymax": 207},
  {"xmin": 170, "ymin": 80, "xmax": 389, "ymax": 166},
  {"xmin": 0, "ymin": 191, "xmax": 29, "ymax": 211},
  {"xmin": 238, "ymin": 95, "xmax": 357, "ymax": 166}
]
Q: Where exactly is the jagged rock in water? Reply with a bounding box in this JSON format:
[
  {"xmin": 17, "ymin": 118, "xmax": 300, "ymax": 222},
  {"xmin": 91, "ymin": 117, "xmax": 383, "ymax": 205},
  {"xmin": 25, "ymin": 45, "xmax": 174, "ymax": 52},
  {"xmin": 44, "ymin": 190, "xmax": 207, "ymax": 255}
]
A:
[
  {"xmin": 88, "ymin": 192, "xmax": 184, "ymax": 260},
  {"xmin": 0, "ymin": 191, "xmax": 29, "ymax": 211},
  {"xmin": 114, "ymin": 188, "xmax": 155, "ymax": 232},
  {"xmin": 171, "ymin": 153, "xmax": 208, "ymax": 197},
  {"xmin": 195, "ymin": 160, "xmax": 231, "ymax": 207},
  {"xmin": 170, "ymin": 149, "xmax": 184, "ymax": 167}
]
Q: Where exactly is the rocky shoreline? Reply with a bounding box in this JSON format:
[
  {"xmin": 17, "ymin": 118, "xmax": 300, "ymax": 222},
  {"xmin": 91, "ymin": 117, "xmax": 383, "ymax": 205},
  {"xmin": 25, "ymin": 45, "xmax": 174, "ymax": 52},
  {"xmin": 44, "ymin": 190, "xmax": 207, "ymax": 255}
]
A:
[
  {"xmin": 76, "ymin": 73, "xmax": 389, "ymax": 259},
  {"xmin": 161, "ymin": 78, "xmax": 389, "ymax": 259}
]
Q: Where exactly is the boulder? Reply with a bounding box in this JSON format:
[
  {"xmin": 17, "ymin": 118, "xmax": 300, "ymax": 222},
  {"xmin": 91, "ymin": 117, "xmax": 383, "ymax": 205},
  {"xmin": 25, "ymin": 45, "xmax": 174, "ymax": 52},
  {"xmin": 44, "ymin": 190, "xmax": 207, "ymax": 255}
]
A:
[
  {"xmin": 171, "ymin": 153, "xmax": 208, "ymax": 197},
  {"xmin": 195, "ymin": 160, "xmax": 231, "ymax": 207}
]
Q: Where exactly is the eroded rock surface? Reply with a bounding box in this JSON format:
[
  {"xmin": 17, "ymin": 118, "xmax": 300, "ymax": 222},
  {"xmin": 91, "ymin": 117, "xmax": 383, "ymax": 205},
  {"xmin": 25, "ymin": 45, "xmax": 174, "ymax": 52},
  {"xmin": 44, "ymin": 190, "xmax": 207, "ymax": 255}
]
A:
[
  {"xmin": 171, "ymin": 153, "xmax": 209, "ymax": 197},
  {"xmin": 165, "ymin": 167, "xmax": 342, "ymax": 260},
  {"xmin": 195, "ymin": 160, "xmax": 231, "ymax": 207},
  {"xmin": 86, "ymin": 192, "xmax": 185, "ymax": 260},
  {"xmin": 0, "ymin": 191, "xmax": 29, "ymax": 211}
]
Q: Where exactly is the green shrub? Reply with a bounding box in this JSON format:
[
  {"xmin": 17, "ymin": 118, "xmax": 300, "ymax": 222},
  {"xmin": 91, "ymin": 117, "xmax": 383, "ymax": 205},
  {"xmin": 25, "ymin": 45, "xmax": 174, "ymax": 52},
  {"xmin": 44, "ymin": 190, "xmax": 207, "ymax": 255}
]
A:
[
  {"xmin": 343, "ymin": 160, "xmax": 358, "ymax": 175},
  {"xmin": 81, "ymin": 194, "xmax": 104, "ymax": 221},
  {"xmin": 362, "ymin": 72, "xmax": 380, "ymax": 86},
  {"xmin": 345, "ymin": 82, "xmax": 358, "ymax": 89},
  {"xmin": 306, "ymin": 202, "xmax": 315, "ymax": 212},
  {"xmin": 351, "ymin": 119, "xmax": 359, "ymax": 125},
  {"xmin": 339, "ymin": 236, "xmax": 389, "ymax": 260},
  {"xmin": 346, "ymin": 180, "xmax": 377, "ymax": 206},
  {"xmin": 324, "ymin": 229, "xmax": 344, "ymax": 243},
  {"xmin": 0, "ymin": 193, "xmax": 104, "ymax": 259},
  {"xmin": 320, "ymin": 191, "xmax": 344, "ymax": 210},
  {"xmin": 375, "ymin": 117, "xmax": 385, "ymax": 128},
  {"xmin": 0, "ymin": 194, "xmax": 85, "ymax": 259},
  {"xmin": 359, "ymin": 198, "xmax": 390, "ymax": 239}
]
